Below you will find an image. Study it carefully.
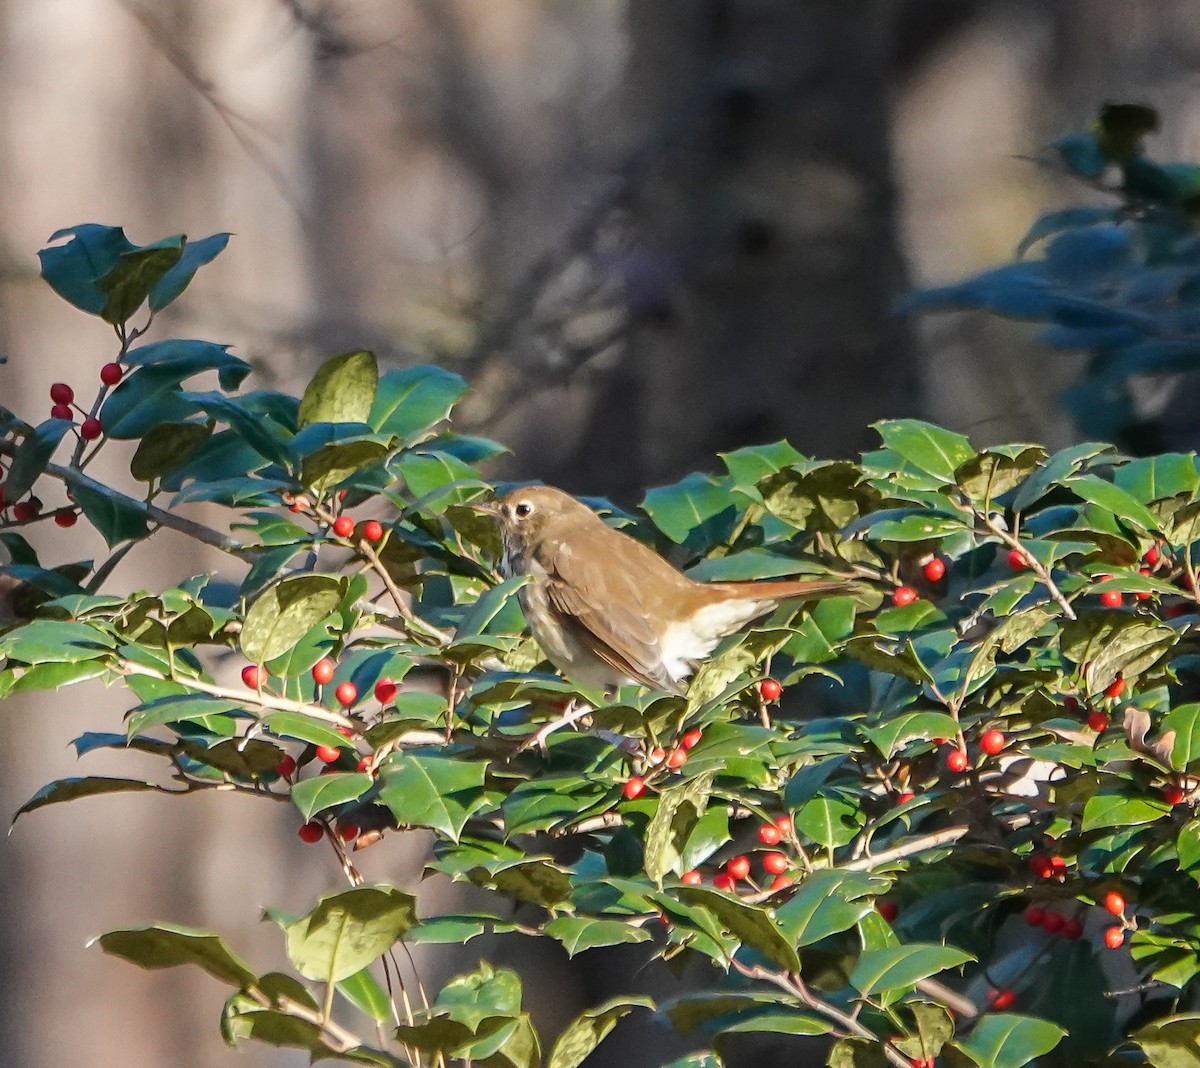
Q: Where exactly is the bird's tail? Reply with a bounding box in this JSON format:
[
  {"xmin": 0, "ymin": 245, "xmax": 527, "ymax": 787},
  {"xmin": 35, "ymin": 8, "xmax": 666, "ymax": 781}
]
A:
[{"xmin": 706, "ymin": 578, "xmax": 857, "ymax": 602}]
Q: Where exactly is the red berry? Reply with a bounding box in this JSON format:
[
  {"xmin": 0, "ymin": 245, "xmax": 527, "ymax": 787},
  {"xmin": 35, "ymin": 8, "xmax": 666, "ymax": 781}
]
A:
[
  {"xmin": 1050, "ymin": 855, "xmax": 1068, "ymax": 876},
  {"xmin": 649, "ymin": 746, "xmax": 666, "ymax": 765},
  {"xmin": 275, "ymin": 754, "xmax": 296, "ymax": 777},
  {"xmin": 726, "ymin": 855, "xmax": 751, "ymax": 881},
  {"xmin": 1104, "ymin": 676, "xmax": 1126, "ymax": 699},
  {"xmin": 1064, "ymin": 696, "xmax": 1080, "ymax": 714},
  {"xmin": 762, "ymin": 851, "xmax": 789, "ymax": 875},
  {"xmin": 51, "ymin": 403, "xmax": 73, "ymax": 420},
  {"xmin": 241, "ymin": 664, "xmax": 267, "ymax": 689},
  {"xmin": 923, "ymin": 557, "xmax": 946, "ymax": 582},
  {"xmin": 356, "ymin": 757, "xmax": 371, "ymax": 773},
  {"xmin": 713, "ymin": 873, "xmax": 736, "ymax": 893},
  {"xmin": 680, "ymin": 869, "xmax": 702, "ymax": 885},
  {"xmin": 1099, "ymin": 589, "xmax": 1123, "ymax": 608},
  {"xmin": 896, "ymin": 791, "xmax": 916, "ymax": 805},
  {"xmin": 680, "ymin": 728, "xmax": 703, "ymax": 750},
  {"xmin": 12, "ymin": 500, "xmax": 38, "ymax": 522},
  {"xmin": 289, "ymin": 496, "xmax": 310, "ymax": 513},
  {"xmin": 53, "ymin": 509, "xmax": 77, "ymax": 528},
  {"xmin": 775, "ymin": 815, "xmax": 792, "ymax": 836},
  {"xmin": 362, "ymin": 519, "xmax": 384, "ymax": 542},
  {"xmin": 332, "ymin": 515, "xmax": 354, "ymax": 538},
  {"xmin": 666, "ymin": 747, "xmax": 687, "ymax": 769},
  {"xmin": 311, "ymin": 658, "xmax": 336, "ymax": 685},
  {"xmin": 374, "ymin": 676, "xmax": 398, "ymax": 703},
  {"xmin": 759, "ymin": 678, "xmax": 782, "ymax": 701},
  {"xmin": 980, "ymin": 729, "xmax": 1005, "ymax": 756},
  {"xmin": 99, "ymin": 362, "xmax": 123, "ymax": 386},
  {"xmin": 339, "ymin": 822, "xmax": 359, "ymax": 842},
  {"xmin": 1028, "ymin": 854, "xmax": 1053, "ymax": 879},
  {"xmin": 622, "ymin": 776, "xmax": 645, "ymax": 800},
  {"xmin": 946, "ymin": 748, "xmax": 969, "ymax": 773},
  {"xmin": 987, "ymin": 989, "xmax": 1015, "ymax": 1011},
  {"xmin": 1103, "ymin": 925, "xmax": 1125, "ymax": 949},
  {"xmin": 1144, "ymin": 545, "xmax": 1159, "ymax": 566},
  {"xmin": 1164, "ymin": 785, "xmax": 1186, "ymax": 805},
  {"xmin": 1007, "ymin": 548, "xmax": 1027, "ymax": 571},
  {"xmin": 1103, "ymin": 890, "xmax": 1126, "ymax": 916},
  {"xmin": 892, "ymin": 585, "xmax": 919, "ymax": 607},
  {"xmin": 1024, "ymin": 906, "xmax": 1045, "ymax": 926},
  {"xmin": 877, "ymin": 900, "xmax": 899, "ymax": 922},
  {"xmin": 315, "ymin": 744, "xmax": 341, "ymax": 764},
  {"xmin": 49, "ymin": 382, "xmax": 73, "ymax": 404},
  {"xmin": 79, "ymin": 416, "xmax": 102, "ymax": 440},
  {"xmin": 1087, "ymin": 710, "xmax": 1109, "ymax": 732},
  {"xmin": 769, "ymin": 874, "xmax": 793, "ymax": 890},
  {"xmin": 334, "ymin": 680, "xmax": 358, "ymax": 707},
  {"xmin": 1062, "ymin": 917, "xmax": 1083, "ymax": 940},
  {"xmin": 336, "ymin": 725, "xmax": 354, "ymax": 738},
  {"xmin": 758, "ymin": 823, "xmax": 782, "ymax": 846},
  {"xmin": 932, "ymin": 737, "xmax": 948, "ymax": 746},
  {"xmin": 298, "ymin": 821, "xmax": 324, "ymax": 844},
  {"xmin": 1041, "ymin": 912, "xmax": 1065, "ymax": 934}
]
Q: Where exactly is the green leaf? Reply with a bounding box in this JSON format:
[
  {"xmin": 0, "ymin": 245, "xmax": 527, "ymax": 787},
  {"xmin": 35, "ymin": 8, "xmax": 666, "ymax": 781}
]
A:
[
  {"xmin": 69, "ymin": 479, "xmax": 150, "ymax": 547},
  {"xmin": 0, "ymin": 620, "xmax": 113, "ymax": 663},
  {"xmin": 97, "ymin": 922, "xmax": 256, "ymax": 986},
  {"xmin": 546, "ymin": 996, "xmax": 654, "ymax": 1068},
  {"xmin": 126, "ymin": 694, "xmax": 243, "ymax": 735},
  {"xmin": 378, "ymin": 750, "xmax": 487, "ymax": 840},
  {"xmin": 849, "ymin": 944, "xmax": 974, "ymax": 997},
  {"xmin": 1082, "ymin": 791, "xmax": 1172, "ymax": 831},
  {"xmin": 240, "ymin": 574, "xmax": 343, "ymax": 662},
  {"xmin": 1165, "ymin": 704, "xmax": 1200, "ymax": 769},
  {"xmin": 643, "ymin": 474, "xmax": 734, "ymax": 544},
  {"xmin": 861, "ymin": 711, "xmax": 960, "ymax": 759},
  {"xmin": 369, "ymin": 365, "xmax": 467, "ymax": 443},
  {"xmin": 149, "ymin": 232, "xmax": 229, "ymax": 311},
  {"xmin": 263, "ymin": 711, "xmax": 355, "ymax": 751},
  {"xmin": 644, "ymin": 771, "xmax": 714, "ymax": 883},
  {"xmin": 281, "ymin": 884, "xmax": 416, "ymax": 983},
  {"xmin": 39, "ymin": 224, "xmax": 136, "ymax": 314},
  {"xmin": 298, "ymin": 350, "xmax": 378, "ymax": 429},
  {"xmin": 4, "ymin": 417, "xmax": 73, "ymax": 500},
  {"xmin": 130, "ymin": 421, "xmax": 213, "ymax": 481},
  {"xmin": 674, "ymin": 886, "xmax": 801, "ymax": 972},
  {"xmin": 1012, "ymin": 442, "xmax": 1114, "ymax": 512},
  {"xmin": 774, "ymin": 870, "xmax": 881, "ymax": 947},
  {"xmin": 1130, "ymin": 1013, "xmax": 1200, "ymax": 1068},
  {"xmin": 543, "ymin": 917, "xmax": 651, "ymax": 957},
  {"xmin": 338, "ymin": 967, "xmax": 392, "ymax": 1021},
  {"xmin": 97, "ymin": 236, "xmax": 184, "ymax": 324},
  {"xmin": 290, "ymin": 772, "xmax": 373, "ymax": 821},
  {"xmin": 722, "ymin": 440, "xmax": 803, "ymax": 490},
  {"xmin": 14, "ymin": 776, "xmax": 161, "ymax": 821},
  {"xmin": 795, "ymin": 795, "xmax": 863, "ymax": 848},
  {"xmin": 953, "ymin": 1014, "xmax": 1066, "ymax": 1068},
  {"xmin": 1068, "ymin": 473, "xmax": 1161, "ymax": 533},
  {"xmin": 873, "ymin": 420, "xmax": 974, "ymax": 483}
]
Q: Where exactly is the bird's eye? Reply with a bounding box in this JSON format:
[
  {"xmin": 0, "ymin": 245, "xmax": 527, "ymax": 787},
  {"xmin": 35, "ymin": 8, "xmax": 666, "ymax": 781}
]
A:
[{"xmin": 514, "ymin": 501, "xmax": 533, "ymax": 518}]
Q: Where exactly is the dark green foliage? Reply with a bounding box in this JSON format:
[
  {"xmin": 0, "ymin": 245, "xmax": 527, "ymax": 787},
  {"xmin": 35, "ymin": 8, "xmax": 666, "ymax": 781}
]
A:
[{"xmin": 7, "ymin": 224, "xmax": 1200, "ymax": 1067}]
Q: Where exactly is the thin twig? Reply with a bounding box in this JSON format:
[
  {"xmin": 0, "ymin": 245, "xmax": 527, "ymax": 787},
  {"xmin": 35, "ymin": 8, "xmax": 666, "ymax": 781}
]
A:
[{"xmin": 840, "ymin": 826, "xmax": 970, "ymax": 872}]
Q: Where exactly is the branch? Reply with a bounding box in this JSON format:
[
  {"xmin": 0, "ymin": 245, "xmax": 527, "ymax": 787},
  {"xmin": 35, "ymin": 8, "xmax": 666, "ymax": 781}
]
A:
[
  {"xmin": 980, "ymin": 511, "xmax": 1076, "ymax": 621},
  {"xmin": 840, "ymin": 826, "xmax": 970, "ymax": 872}
]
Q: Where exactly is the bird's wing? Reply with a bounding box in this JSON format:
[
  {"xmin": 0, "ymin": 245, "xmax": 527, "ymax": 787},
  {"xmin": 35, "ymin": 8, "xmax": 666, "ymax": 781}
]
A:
[{"xmin": 542, "ymin": 545, "xmax": 682, "ymax": 694}]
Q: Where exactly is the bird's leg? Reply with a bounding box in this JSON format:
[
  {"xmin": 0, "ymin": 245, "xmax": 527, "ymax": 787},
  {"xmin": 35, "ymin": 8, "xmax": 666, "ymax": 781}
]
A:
[{"xmin": 517, "ymin": 699, "xmax": 594, "ymax": 755}]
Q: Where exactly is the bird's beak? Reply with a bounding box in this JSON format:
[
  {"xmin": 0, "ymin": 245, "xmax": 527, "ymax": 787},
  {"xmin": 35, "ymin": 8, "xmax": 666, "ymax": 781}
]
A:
[{"xmin": 469, "ymin": 498, "xmax": 500, "ymax": 518}]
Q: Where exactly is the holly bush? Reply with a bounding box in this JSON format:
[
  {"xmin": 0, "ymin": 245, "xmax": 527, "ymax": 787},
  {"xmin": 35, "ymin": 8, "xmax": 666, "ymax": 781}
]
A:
[
  {"xmin": 910, "ymin": 103, "xmax": 1200, "ymax": 453},
  {"xmin": 5, "ymin": 224, "xmax": 1200, "ymax": 1068}
]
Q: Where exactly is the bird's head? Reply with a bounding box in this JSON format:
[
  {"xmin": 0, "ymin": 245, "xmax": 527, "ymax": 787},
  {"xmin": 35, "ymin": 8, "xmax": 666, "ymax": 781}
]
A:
[{"xmin": 477, "ymin": 485, "xmax": 597, "ymax": 557}]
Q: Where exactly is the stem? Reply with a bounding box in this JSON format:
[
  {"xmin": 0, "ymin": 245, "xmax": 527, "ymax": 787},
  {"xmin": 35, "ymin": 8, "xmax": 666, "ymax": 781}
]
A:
[
  {"xmin": 841, "ymin": 826, "xmax": 970, "ymax": 871},
  {"xmin": 980, "ymin": 511, "xmax": 1076, "ymax": 621}
]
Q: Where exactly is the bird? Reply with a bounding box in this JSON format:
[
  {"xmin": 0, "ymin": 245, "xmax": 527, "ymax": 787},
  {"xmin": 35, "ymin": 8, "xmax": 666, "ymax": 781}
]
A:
[{"xmin": 477, "ymin": 485, "xmax": 855, "ymax": 696}]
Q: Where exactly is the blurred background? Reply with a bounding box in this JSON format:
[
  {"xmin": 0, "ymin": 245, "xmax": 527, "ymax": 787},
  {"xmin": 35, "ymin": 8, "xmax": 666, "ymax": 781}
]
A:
[{"xmin": 1, "ymin": 1, "xmax": 1198, "ymax": 1065}]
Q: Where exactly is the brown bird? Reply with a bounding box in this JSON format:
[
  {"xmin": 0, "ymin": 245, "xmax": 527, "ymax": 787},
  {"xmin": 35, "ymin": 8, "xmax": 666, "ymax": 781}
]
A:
[{"xmin": 479, "ymin": 485, "xmax": 855, "ymax": 695}]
